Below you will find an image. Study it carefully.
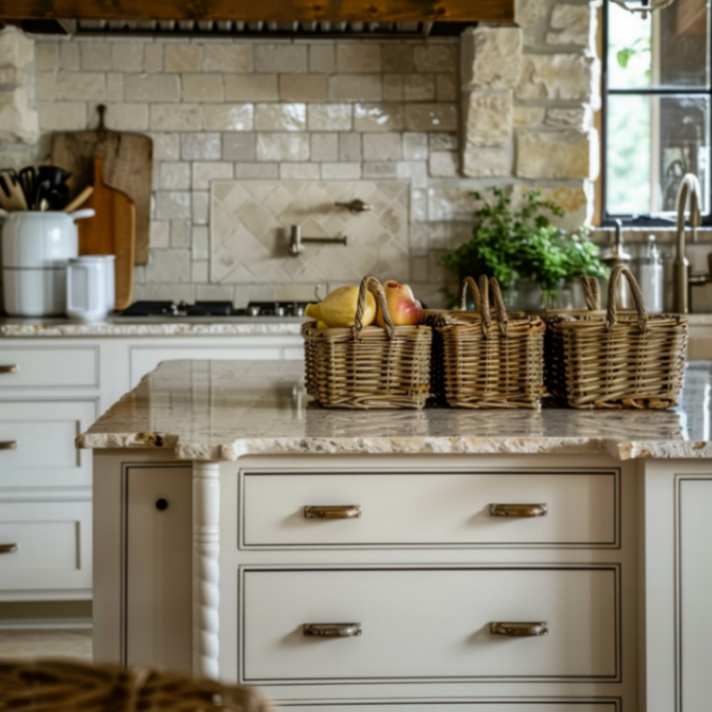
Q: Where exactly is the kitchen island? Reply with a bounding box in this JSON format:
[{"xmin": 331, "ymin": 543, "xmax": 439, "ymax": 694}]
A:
[{"xmin": 78, "ymin": 359, "xmax": 712, "ymax": 712}]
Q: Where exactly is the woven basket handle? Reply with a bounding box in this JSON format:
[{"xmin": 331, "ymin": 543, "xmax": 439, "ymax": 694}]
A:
[
  {"xmin": 354, "ymin": 275, "xmax": 394, "ymax": 338},
  {"xmin": 478, "ymin": 275, "xmax": 509, "ymax": 336},
  {"xmin": 459, "ymin": 276, "xmax": 482, "ymax": 311},
  {"xmin": 582, "ymin": 276, "xmax": 601, "ymax": 311},
  {"xmin": 606, "ymin": 264, "xmax": 647, "ymax": 331}
]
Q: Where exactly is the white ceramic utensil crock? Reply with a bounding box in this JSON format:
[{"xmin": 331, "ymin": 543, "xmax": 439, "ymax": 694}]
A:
[{"xmin": 1, "ymin": 209, "xmax": 94, "ymax": 317}]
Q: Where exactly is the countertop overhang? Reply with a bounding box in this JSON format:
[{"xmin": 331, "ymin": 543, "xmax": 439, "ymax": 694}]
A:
[{"xmin": 77, "ymin": 359, "xmax": 712, "ymax": 461}]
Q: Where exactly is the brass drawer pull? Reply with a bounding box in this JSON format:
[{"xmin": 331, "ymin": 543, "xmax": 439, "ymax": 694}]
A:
[
  {"xmin": 0, "ymin": 365, "xmax": 17, "ymax": 374},
  {"xmin": 489, "ymin": 621, "xmax": 548, "ymax": 637},
  {"xmin": 304, "ymin": 505, "xmax": 361, "ymax": 520},
  {"xmin": 0, "ymin": 543, "xmax": 18, "ymax": 554},
  {"xmin": 303, "ymin": 623, "xmax": 362, "ymax": 638},
  {"xmin": 489, "ymin": 503, "xmax": 548, "ymax": 518},
  {"xmin": 0, "ymin": 441, "xmax": 17, "ymax": 450}
]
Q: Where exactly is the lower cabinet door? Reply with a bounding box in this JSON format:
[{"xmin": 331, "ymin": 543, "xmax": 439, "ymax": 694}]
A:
[
  {"xmin": 242, "ymin": 567, "xmax": 618, "ymax": 683},
  {"xmin": 0, "ymin": 500, "xmax": 91, "ymax": 598},
  {"xmin": 125, "ymin": 465, "xmax": 193, "ymax": 672}
]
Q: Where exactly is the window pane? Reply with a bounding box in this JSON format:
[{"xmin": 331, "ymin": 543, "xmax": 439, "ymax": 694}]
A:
[
  {"xmin": 608, "ymin": 0, "xmax": 709, "ymax": 89},
  {"xmin": 606, "ymin": 94, "xmax": 710, "ymax": 214}
]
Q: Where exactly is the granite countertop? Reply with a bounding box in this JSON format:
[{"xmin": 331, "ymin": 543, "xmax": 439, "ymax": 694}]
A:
[
  {"xmin": 78, "ymin": 359, "xmax": 712, "ymax": 461},
  {"xmin": 0, "ymin": 316, "xmax": 304, "ymax": 337}
]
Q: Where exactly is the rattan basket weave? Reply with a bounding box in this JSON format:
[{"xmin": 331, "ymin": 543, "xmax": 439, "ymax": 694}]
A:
[
  {"xmin": 303, "ymin": 275, "xmax": 432, "ymax": 409},
  {"xmin": 546, "ymin": 265, "xmax": 688, "ymax": 409},
  {"xmin": 431, "ymin": 275, "xmax": 545, "ymax": 409},
  {"xmin": 0, "ymin": 658, "xmax": 271, "ymax": 712}
]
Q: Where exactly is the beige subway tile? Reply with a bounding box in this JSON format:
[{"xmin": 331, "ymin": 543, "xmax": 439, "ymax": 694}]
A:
[
  {"xmin": 307, "ymin": 103, "xmax": 352, "ymax": 131},
  {"xmin": 353, "ymin": 103, "xmax": 404, "ymax": 131},
  {"xmin": 309, "ymin": 43, "xmax": 335, "ymax": 73},
  {"xmin": 363, "ymin": 162, "xmax": 398, "ymax": 179},
  {"xmin": 383, "ymin": 74, "xmax": 404, "ymax": 101},
  {"xmin": 145, "ymin": 248, "xmax": 191, "ymax": 282},
  {"xmin": 255, "ymin": 103, "xmax": 306, "ymax": 131},
  {"xmin": 144, "ymin": 44, "xmax": 163, "ymax": 72},
  {"xmin": 403, "ymin": 132, "xmax": 428, "ymax": 160},
  {"xmin": 160, "ymin": 161, "xmax": 191, "ymax": 190},
  {"xmin": 429, "ymin": 132, "xmax": 458, "ymax": 150},
  {"xmin": 201, "ymin": 103, "xmax": 253, "ymax": 131},
  {"xmin": 125, "ymin": 73, "xmax": 180, "ymax": 102},
  {"xmin": 329, "ymin": 74, "xmax": 382, "ymax": 101},
  {"xmin": 321, "ymin": 162, "xmax": 361, "ymax": 179},
  {"xmin": 192, "ymin": 226, "xmax": 209, "ymax": 259},
  {"xmin": 310, "ymin": 132, "xmax": 338, "ymax": 162},
  {"xmin": 414, "ymin": 44, "xmax": 457, "ymax": 72},
  {"xmin": 80, "ymin": 43, "xmax": 112, "ymax": 71},
  {"xmin": 192, "ymin": 260, "xmax": 209, "ymax": 283},
  {"xmin": 152, "ymin": 132, "xmax": 180, "ymax": 160},
  {"xmin": 55, "ymin": 72, "xmax": 106, "ymax": 101},
  {"xmin": 436, "ymin": 73, "xmax": 456, "ymax": 101},
  {"xmin": 171, "ymin": 220, "xmax": 191, "ymax": 247},
  {"xmin": 278, "ymin": 74, "xmax": 328, "ymax": 102},
  {"xmin": 429, "ymin": 150, "xmax": 459, "ymax": 177},
  {"xmin": 254, "ymin": 44, "xmax": 307, "ymax": 73},
  {"xmin": 150, "ymin": 103, "xmax": 202, "ymax": 131},
  {"xmin": 202, "ymin": 44, "xmax": 252, "ymax": 72},
  {"xmin": 36, "ymin": 72, "xmax": 57, "ymax": 101},
  {"xmin": 38, "ymin": 101, "xmax": 86, "ymax": 131},
  {"xmin": 154, "ymin": 191, "xmax": 191, "ymax": 220},
  {"xmin": 405, "ymin": 103, "xmax": 457, "ymax": 131},
  {"xmin": 280, "ymin": 162, "xmax": 320, "ymax": 179},
  {"xmin": 382, "ymin": 44, "xmax": 415, "ymax": 73},
  {"xmin": 35, "ymin": 41, "xmax": 58, "ymax": 71},
  {"xmin": 224, "ymin": 74, "xmax": 278, "ymax": 101},
  {"xmin": 60, "ymin": 43, "xmax": 79, "ymax": 71},
  {"xmin": 182, "ymin": 73, "xmax": 224, "ymax": 101},
  {"xmin": 112, "ymin": 42, "xmax": 144, "ymax": 72},
  {"xmin": 107, "ymin": 73, "xmax": 124, "ymax": 101},
  {"xmin": 336, "ymin": 44, "xmax": 381, "ymax": 72},
  {"xmin": 233, "ymin": 162, "xmax": 279, "ymax": 178},
  {"xmin": 192, "ymin": 191, "xmax": 209, "ymax": 224},
  {"xmin": 222, "ymin": 132, "xmax": 256, "ymax": 161},
  {"xmin": 363, "ymin": 132, "xmax": 402, "ymax": 161},
  {"xmin": 404, "ymin": 74, "xmax": 435, "ymax": 101},
  {"xmin": 192, "ymin": 161, "xmax": 233, "ymax": 190},
  {"xmin": 181, "ymin": 132, "xmax": 221, "ymax": 160},
  {"xmin": 150, "ymin": 221, "xmax": 170, "ymax": 248},
  {"xmin": 164, "ymin": 44, "xmax": 202, "ymax": 72},
  {"xmin": 104, "ymin": 102, "xmax": 149, "ymax": 131},
  {"xmin": 256, "ymin": 132, "xmax": 309, "ymax": 161},
  {"xmin": 338, "ymin": 133, "xmax": 361, "ymax": 162}
]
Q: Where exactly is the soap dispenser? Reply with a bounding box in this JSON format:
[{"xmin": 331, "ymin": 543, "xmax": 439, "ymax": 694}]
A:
[{"xmin": 600, "ymin": 219, "xmax": 633, "ymax": 308}]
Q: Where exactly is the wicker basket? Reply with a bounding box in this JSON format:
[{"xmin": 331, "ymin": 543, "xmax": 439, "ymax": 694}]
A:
[
  {"xmin": 302, "ymin": 275, "xmax": 432, "ymax": 409},
  {"xmin": 432, "ymin": 275, "xmax": 545, "ymax": 409},
  {"xmin": 546, "ymin": 265, "xmax": 688, "ymax": 409},
  {"xmin": 0, "ymin": 658, "xmax": 271, "ymax": 712}
]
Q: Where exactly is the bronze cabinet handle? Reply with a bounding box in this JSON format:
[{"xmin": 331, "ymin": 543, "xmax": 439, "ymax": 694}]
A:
[
  {"xmin": 0, "ymin": 543, "xmax": 18, "ymax": 554},
  {"xmin": 304, "ymin": 505, "xmax": 361, "ymax": 520},
  {"xmin": 488, "ymin": 503, "xmax": 548, "ymax": 518},
  {"xmin": 0, "ymin": 365, "xmax": 18, "ymax": 374},
  {"xmin": 0, "ymin": 441, "xmax": 17, "ymax": 450},
  {"xmin": 303, "ymin": 623, "xmax": 362, "ymax": 638},
  {"xmin": 489, "ymin": 621, "xmax": 548, "ymax": 637}
]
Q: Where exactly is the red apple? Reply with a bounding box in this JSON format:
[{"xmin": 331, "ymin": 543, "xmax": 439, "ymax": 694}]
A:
[{"xmin": 377, "ymin": 280, "xmax": 424, "ymax": 327}]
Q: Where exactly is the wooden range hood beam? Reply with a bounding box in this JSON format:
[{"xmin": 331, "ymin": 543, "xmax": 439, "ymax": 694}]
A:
[{"xmin": 0, "ymin": 1, "xmax": 514, "ymax": 23}]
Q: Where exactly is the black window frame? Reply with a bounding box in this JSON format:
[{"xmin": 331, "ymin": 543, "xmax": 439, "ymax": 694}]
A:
[{"xmin": 601, "ymin": 0, "xmax": 712, "ymax": 227}]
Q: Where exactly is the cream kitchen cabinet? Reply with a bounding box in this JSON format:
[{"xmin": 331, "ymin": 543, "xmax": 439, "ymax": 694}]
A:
[{"xmin": 0, "ymin": 332, "xmax": 301, "ymax": 602}]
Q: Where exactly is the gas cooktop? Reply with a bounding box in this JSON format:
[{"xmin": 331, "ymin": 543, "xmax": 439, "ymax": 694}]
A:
[{"xmin": 118, "ymin": 300, "xmax": 309, "ymax": 318}]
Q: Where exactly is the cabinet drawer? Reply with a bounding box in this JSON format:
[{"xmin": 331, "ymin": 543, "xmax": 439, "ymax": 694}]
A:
[
  {"xmin": 241, "ymin": 471, "xmax": 617, "ymax": 548},
  {"xmin": 0, "ymin": 400, "xmax": 96, "ymax": 488},
  {"xmin": 281, "ymin": 705, "xmax": 616, "ymax": 712},
  {"xmin": 0, "ymin": 500, "xmax": 91, "ymax": 596},
  {"xmin": 0, "ymin": 346, "xmax": 99, "ymax": 389},
  {"xmin": 242, "ymin": 567, "xmax": 618, "ymax": 683}
]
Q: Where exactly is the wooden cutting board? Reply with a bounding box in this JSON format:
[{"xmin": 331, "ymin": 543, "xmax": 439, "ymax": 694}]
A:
[
  {"xmin": 79, "ymin": 155, "xmax": 136, "ymax": 310},
  {"xmin": 51, "ymin": 110, "xmax": 151, "ymax": 265}
]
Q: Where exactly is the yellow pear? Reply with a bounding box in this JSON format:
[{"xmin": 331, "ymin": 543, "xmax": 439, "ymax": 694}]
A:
[{"xmin": 305, "ymin": 285, "xmax": 376, "ymax": 328}]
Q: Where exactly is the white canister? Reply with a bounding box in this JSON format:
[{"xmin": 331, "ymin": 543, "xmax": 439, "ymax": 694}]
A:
[
  {"xmin": 1, "ymin": 209, "xmax": 94, "ymax": 317},
  {"xmin": 66, "ymin": 255, "xmax": 116, "ymax": 322}
]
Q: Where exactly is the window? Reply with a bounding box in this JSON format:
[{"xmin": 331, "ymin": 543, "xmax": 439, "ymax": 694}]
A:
[{"xmin": 602, "ymin": 0, "xmax": 711, "ymax": 223}]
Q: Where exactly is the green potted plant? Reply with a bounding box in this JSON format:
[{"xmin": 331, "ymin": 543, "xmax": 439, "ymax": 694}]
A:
[{"xmin": 441, "ymin": 187, "xmax": 606, "ymax": 309}]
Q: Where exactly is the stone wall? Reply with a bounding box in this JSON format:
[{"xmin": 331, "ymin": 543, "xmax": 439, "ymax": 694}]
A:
[
  {"xmin": 0, "ymin": 27, "xmax": 38, "ymax": 145},
  {"xmin": 0, "ymin": 0, "xmax": 601, "ymax": 308}
]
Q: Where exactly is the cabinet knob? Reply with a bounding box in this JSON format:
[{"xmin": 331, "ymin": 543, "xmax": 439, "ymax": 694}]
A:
[
  {"xmin": 155, "ymin": 498, "xmax": 169, "ymax": 511},
  {"xmin": 488, "ymin": 503, "xmax": 547, "ymax": 518},
  {"xmin": 0, "ymin": 441, "xmax": 17, "ymax": 451},
  {"xmin": 304, "ymin": 505, "xmax": 361, "ymax": 520},
  {"xmin": 303, "ymin": 623, "xmax": 362, "ymax": 638},
  {"xmin": 489, "ymin": 621, "xmax": 548, "ymax": 637},
  {"xmin": 0, "ymin": 543, "xmax": 18, "ymax": 555},
  {"xmin": 0, "ymin": 365, "xmax": 17, "ymax": 374}
]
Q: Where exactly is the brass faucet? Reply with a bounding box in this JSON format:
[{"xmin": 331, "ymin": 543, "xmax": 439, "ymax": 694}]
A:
[{"xmin": 673, "ymin": 173, "xmax": 702, "ymax": 313}]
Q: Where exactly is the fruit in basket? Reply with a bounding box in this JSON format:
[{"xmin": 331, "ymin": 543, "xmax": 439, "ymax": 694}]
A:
[
  {"xmin": 305, "ymin": 285, "xmax": 376, "ymax": 328},
  {"xmin": 376, "ymin": 280, "xmax": 423, "ymax": 327}
]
